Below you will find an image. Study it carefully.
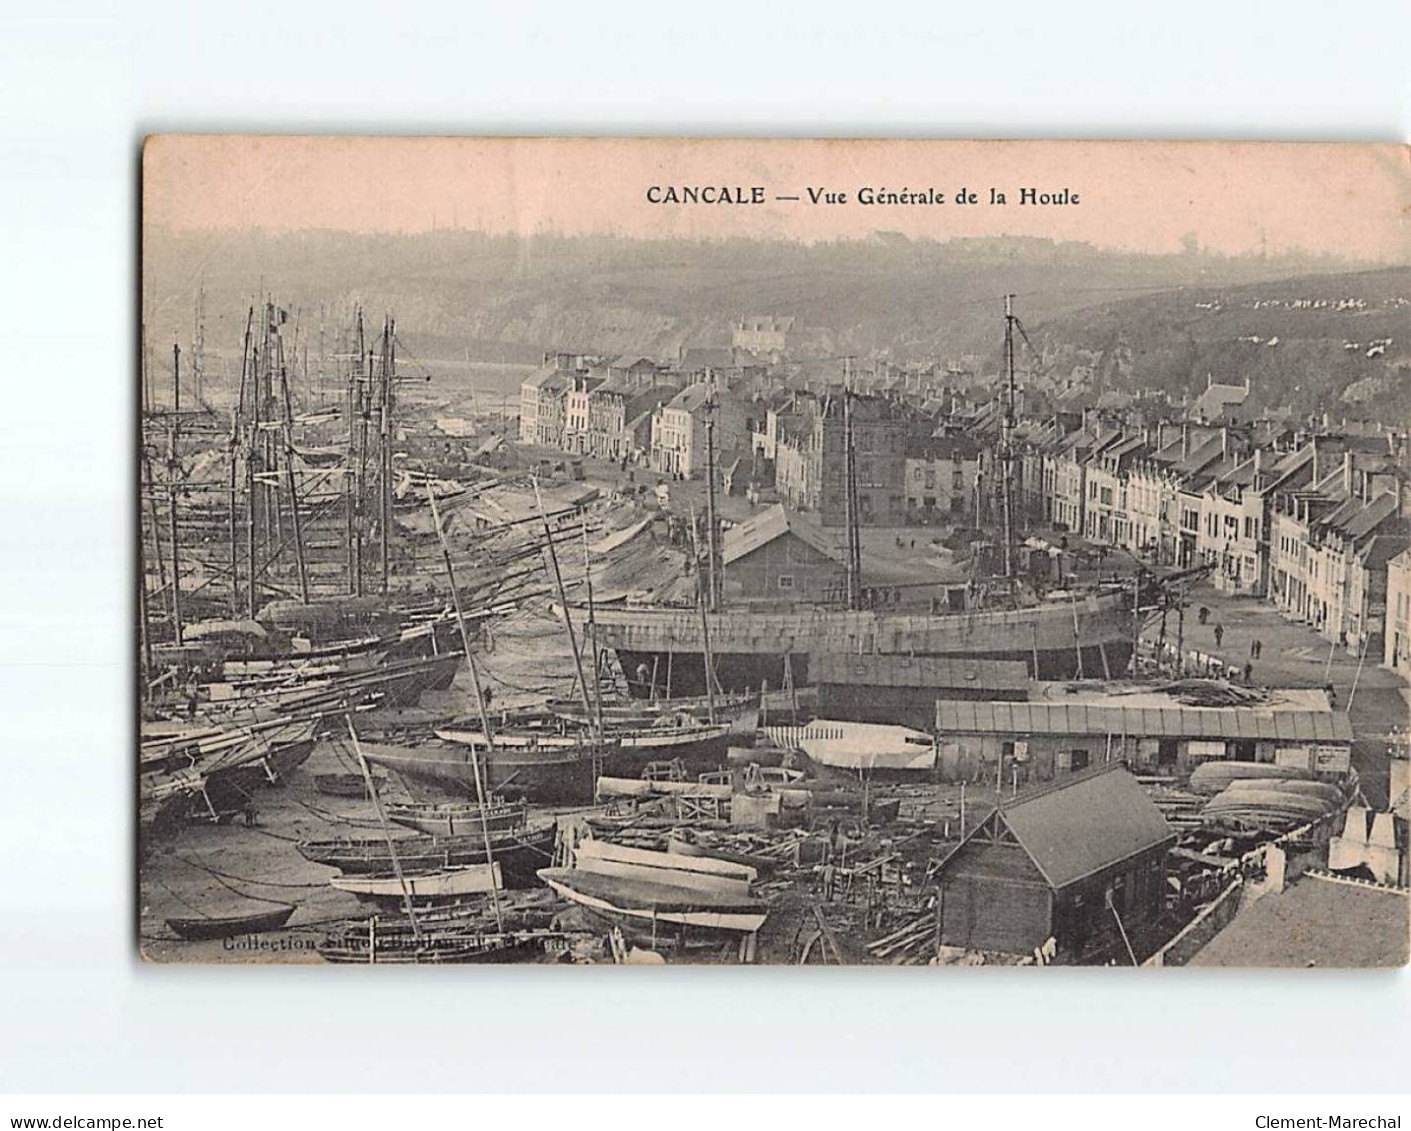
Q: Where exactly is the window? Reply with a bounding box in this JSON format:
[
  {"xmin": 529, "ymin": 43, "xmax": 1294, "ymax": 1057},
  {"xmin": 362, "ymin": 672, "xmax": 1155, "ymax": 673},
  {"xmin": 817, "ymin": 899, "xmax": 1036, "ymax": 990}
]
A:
[{"xmin": 777, "ymin": 575, "xmax": 795, "ymax": 590}]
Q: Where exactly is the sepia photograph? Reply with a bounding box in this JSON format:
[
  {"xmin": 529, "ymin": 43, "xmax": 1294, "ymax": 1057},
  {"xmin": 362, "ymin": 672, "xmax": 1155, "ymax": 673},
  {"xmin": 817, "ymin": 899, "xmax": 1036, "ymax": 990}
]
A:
[{"xmin": 137, "ymin": 136, "xmax": 1411, "ymax": 969}]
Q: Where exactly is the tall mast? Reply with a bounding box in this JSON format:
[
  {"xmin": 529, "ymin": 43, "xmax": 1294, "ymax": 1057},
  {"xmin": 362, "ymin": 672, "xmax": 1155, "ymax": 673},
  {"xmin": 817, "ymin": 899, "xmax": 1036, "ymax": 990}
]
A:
[
  {"xmin": 378, "ymin": 317, "xmax": 393, "ymax": 596},
  {"xmin": 1001, "ymin": 294, "xmax": 1017, "ymax": 582},
  {"xmin": 534, "ymin": 479, "xmax": 598, "ymax": 748},
  {"xmin": 689, "ymin": 503, "xmax": 718, "ymax": 720},
  {"xmin": 427, "ymin": 488, "xmax": 504, "ymax": 932},
  {"xmin": 344, "ymin": 311, "xmax": 359, "ymax": 594},
  {"xmin": 278, "ymin": 337, "xmax": 311, "ymax": 603},
  {"xmin": 704, "ymin": 397, "xmax": 721, "ymax": 612},
  {"xmin": 167, "ymin": 341, "xmax": 183, "ymax": 645},
  {"xmin": 230, "ymin": 306, "xmax": 253, "ymax": 616},
  {"xmin": 580, "ymin": 517, "xmax": 606, "ymax": 740},
  {"xmin": 841, "ymin": 366, "xmax": 863, "ymax": 610},
  {"xmin": 246, "ymin": 340, "xmax": 260, "ymax": 619},
  {"xmin": 353, "ymin": 310, "xmax": 368, "ymax": 597}
]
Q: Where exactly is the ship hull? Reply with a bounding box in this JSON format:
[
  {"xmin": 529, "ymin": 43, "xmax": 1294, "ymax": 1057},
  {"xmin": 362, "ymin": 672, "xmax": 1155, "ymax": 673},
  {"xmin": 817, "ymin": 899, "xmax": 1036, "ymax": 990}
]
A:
[
  {"xmin": 362, "ymin": 740, "xmax": 597, "ymax": 806},
  {"xmin": 587, "ymin": 591, "xmax": 1136, "ymax": 696}
]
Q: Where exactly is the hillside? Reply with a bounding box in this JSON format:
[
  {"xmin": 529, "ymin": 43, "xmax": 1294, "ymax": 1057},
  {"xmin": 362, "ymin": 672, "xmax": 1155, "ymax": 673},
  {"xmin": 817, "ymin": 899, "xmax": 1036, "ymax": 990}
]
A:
[
  {"xmin": 1017, "ymin": 267, "xmax": 1411, "ymax": 421},
  {"xmin": 142, "ymin": 228, "xmax": 1375, "ymax": 387}
]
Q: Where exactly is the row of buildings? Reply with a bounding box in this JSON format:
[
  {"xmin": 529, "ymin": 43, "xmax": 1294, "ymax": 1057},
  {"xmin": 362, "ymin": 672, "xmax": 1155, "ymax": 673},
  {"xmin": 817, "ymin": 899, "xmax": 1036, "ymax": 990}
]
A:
[
  {"xmin": 519, "ymin": 344, "xmax": 1411, "ymax": 667},
  {"xmin": 520, "ymin": 348, "xmax": 983, "ymax": 525},
  {"xmin": 997, "ymin": 401, "xmax": 1410, "ymax": 666}
]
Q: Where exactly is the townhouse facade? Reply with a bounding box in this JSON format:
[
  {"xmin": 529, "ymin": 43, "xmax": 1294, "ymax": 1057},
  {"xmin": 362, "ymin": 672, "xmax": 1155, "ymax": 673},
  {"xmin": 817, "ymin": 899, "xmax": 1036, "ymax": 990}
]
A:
[{"xmin": 903, "ymin": 434, "xmax": 981, "ymax": 522}]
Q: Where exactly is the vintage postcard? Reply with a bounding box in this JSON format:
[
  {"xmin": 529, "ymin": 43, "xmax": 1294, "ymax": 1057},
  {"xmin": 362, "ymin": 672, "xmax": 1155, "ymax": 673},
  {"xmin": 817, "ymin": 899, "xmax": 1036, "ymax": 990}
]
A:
[{"xmin": 139, "ymin": 137, "xmax": 1411, "ymax": 967}]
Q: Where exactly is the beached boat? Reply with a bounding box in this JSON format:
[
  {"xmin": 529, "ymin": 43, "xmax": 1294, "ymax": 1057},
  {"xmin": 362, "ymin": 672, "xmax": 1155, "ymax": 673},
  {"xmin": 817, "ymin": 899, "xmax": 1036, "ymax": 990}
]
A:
[
  {"xmin": 297, "ymin": 822, "xmax": 555, "ymax": 886},
  {"xmin": 330, "ymin": 863, "xmax": 502, "ymax": 903},
  {"xmin": 438, "ymin": 717, "xmax": 732, "ymax": 777},
  {"xmin": 387, "ymin": 798, "xmax": 528, "ymax": 837},
  {"xmin": 569, "ymin": 585, "xmax": 1141, "ymax": 697},
  {"xmin": 537, "ymin": 839, "xmax": 767, "ymax": 948},
  {"xmin": 763, "ymin": 719, "xmax": 936, "ymax": 774},
  {"xmin": 166, "ymin": 903, "xmax": 295, "ymax": 941},
  {"xmin": 367, "ymin": 738, "xmax": 598, "ymax": 805}
]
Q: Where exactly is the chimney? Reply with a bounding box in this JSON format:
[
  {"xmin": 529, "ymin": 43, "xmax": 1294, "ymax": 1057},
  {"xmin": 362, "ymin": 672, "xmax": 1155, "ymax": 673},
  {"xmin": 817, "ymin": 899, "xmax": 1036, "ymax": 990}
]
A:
[
  {"xmin": 1254, "ymin": 448, "xmax": 1265, "ymax": 478},
  {"xmin": 1311, "ymin": 435, "xmax": 1319, "ymax": 483},
  {"xmin": 1182, "ymin": 422, "xmax": 1191, "ymax": 458},
  {"xmin": 1222, "ymin": 426, "xmax": 1229, "ymax": 459},
  {"xmin": 1343, "ymin": 451, "xmax": 1354, "ymax": 499}
]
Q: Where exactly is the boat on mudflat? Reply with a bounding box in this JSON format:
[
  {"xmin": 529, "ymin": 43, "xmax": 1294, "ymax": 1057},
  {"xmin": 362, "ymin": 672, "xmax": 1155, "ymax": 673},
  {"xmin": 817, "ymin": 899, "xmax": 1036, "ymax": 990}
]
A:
[
  {"xmin": 438, "ymin": 716, "xmax": 733, "ymax": 778},
  {"xmin": 363, "ymin": 737, "xmax": 598, "ymax": 805},
  {"xmin": 537, "ymin": 839, "xmax": 767, "ymax": 949},
  {"xmin": 166, "ymin": 903, "xmax": 295, "ymax": 941},
  {"xmin": 387, "ymin": 798, "xmax": 529, "ymax": 837},
  {"xmin": 298, "ymin": 822, "xmax": 556, "ymax": 887},
  {"xmin": 330, "ymin": 863, "xmax": 502, "ymax": 903}
]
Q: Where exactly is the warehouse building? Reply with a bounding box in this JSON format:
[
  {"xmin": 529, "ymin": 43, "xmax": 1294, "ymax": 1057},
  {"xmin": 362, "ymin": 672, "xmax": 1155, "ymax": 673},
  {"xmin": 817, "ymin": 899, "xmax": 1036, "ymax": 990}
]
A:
[
  {"xmin": 933, "ymin": 684, "xmax": 1352, "ymax": 786},
  {"xmin": 936, "ymin": 764, "xmax": 1176, "ymax": 961}
]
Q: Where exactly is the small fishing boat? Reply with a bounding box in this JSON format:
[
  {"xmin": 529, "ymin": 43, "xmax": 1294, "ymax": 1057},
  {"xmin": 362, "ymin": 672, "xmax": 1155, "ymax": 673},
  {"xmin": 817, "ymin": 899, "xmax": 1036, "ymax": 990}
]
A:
[
  {"xmin": 298, "ymin": 822, "xmax": 556, "ymax": 886},
  {"xmin": 387, "ymin": 798, "xmax": 529, "ymax": 837},
  {"xmin": 537, "ymin": 839, "xmax": 767, "ymax": 948},
  {"xmin": 331, "ymin": 863, "xmax": 502, "ymax": 903},
  {"xmin": 366, "ymin": 738, "xmax": 598, "ymax": 805},
  {"xmin": 166, "ymin": 903, "xmax": 295, "ymax": 941}
]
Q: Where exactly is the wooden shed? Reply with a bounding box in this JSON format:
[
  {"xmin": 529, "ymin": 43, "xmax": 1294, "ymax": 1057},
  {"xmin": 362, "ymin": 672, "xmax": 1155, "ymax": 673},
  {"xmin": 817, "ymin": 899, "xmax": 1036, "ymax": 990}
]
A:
[
  {"xmin": 936, "ymin": 765, "xmax": 1176, "ymax": 961},
  {"xmin": 721, "ymin": 504, "xmax": 842, "ymax": 604}
]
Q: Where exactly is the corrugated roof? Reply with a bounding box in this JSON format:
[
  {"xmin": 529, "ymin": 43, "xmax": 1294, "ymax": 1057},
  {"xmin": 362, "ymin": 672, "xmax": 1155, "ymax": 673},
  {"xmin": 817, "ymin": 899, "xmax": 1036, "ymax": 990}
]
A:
[
  {"xmin": 935, "ymin": 700, "xmax": 1352, "ymax": 742},
  {"xmin": 813, "ymin": 654, "xmax": 1029, "ymax": 691},
  {"xmin": 994, "ymin": 765, "xmax": 1175, "ymax": 890}
]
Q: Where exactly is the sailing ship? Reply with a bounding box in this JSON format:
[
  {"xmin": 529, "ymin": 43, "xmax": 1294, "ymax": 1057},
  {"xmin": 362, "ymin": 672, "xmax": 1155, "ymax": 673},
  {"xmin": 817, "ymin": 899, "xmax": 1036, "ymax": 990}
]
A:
[{"xmin": 567, "ymin": 298, "xmax": 1148, "ymax": 697}]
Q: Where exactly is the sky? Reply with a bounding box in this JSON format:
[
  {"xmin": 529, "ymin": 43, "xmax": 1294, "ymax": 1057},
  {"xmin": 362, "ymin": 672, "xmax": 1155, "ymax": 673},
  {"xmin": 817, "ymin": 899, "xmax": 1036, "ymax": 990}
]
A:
[{"xmin": 143, "ymin": 137, "xmax": 1411, "ymax": 262}]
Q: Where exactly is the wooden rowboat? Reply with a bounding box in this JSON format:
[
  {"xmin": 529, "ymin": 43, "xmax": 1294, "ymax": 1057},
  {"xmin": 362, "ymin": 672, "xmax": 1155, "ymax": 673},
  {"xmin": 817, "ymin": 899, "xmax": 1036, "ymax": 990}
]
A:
[
  {"xmin": 538, "ymin": 839, "xmax": 766, "ymax": 947},
  {"xmin": 330, "ymin": 863, "xmax": 502, "ymax": 903},
  {"xmin": 166, "ymin": 903, "xmax": 295, "ymax": 941}
]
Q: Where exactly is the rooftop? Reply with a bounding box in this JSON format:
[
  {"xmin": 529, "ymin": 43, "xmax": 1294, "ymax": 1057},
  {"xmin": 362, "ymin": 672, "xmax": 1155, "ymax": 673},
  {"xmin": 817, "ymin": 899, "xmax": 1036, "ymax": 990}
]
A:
[
  {"xmin": 953, "ymin": 765, "xmax": 1176, "ymax": 891},
  {"xmin": 721, "ymin": 503, "xmax": 838, "ymax": 566},
  {"xmin": 936, "ymin": 684, "xmax": 1352, "ymax": 743},
  {"xmin": 1189, "ymin": 873, "xmax": 1409, "ymax": 968}
]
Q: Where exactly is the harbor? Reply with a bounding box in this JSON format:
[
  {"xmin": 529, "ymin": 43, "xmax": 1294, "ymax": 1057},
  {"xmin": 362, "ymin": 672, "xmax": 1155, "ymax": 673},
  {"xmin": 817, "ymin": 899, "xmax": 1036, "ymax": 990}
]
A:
[{"xmin": 137, "ymin": 291, "xmax": 1408, "ymax": 967}]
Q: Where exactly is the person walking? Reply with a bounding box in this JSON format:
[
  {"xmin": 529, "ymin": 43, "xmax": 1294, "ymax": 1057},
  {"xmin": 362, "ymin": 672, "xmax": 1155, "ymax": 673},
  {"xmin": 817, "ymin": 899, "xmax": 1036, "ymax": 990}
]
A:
[
  {"xmin": 1213, "ymin": 622, "xmax": 1224, "ymax": 649},
  {"xmin": 1254, "ymin": 638, "xmax": 1263, "ymax": 659},
  {"xmin": 1242, "ymin": 661, "xmax": 1253, "ymax": 685}
]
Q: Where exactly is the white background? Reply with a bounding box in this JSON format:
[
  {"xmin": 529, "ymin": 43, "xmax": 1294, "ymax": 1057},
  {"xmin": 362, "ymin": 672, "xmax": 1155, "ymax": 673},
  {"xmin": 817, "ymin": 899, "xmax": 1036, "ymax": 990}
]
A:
[{"xmin": 1, "ymin": 0, "xmax": 1408, "ymax": 1095}]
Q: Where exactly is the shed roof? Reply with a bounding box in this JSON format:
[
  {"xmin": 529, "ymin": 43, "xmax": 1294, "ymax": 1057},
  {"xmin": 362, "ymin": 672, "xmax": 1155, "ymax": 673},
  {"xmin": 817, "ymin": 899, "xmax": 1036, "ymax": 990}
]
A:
[
  {"xmin": 721, "ymin": 504, "xmax": 838, "ymax": 566},
  {"xmin": 935, "ymin": 699, "xmax": 1353, "ymax": 742},
  {"xmin": 955, "ymin": 765, "xmax": 1176, "ymax": 891}
]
